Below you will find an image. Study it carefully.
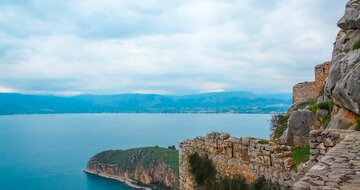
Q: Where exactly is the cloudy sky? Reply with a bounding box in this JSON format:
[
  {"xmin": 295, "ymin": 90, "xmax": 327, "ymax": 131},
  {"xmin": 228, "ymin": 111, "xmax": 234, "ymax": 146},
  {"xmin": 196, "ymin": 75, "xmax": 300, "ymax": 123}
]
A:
[{"xmin": 0, "ymin": 0, "xmax": 347, "ymax": 95}]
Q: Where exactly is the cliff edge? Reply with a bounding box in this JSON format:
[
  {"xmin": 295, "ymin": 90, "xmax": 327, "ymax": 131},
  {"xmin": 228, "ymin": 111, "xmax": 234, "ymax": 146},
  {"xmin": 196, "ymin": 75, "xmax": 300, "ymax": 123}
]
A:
[{"xmin": 85, "ymin": 147, "xmax": 179, "ymax": 190}]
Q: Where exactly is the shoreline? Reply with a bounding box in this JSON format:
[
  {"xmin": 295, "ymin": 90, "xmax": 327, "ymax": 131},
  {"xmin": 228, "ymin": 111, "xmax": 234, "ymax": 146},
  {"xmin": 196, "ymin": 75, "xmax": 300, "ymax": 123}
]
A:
[{"xmin": 84, "ymin": 169, "xmax": 152, "ymax": 190}]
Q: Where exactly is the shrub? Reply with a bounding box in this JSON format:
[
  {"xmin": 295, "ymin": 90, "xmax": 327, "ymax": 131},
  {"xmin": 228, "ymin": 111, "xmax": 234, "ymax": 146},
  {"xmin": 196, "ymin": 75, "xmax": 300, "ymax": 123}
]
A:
[
  {"xmin": 272, "ymin": 125, "xmax": 287, "ymax": 139},
  {"xmin": 188, "ymin": 152, "xmax": 282, "ymax": 190},
  {"xmin": 291, "ymin": 146, "xmax": 310, "ymax": 167},
  {"xmin": 355, "ymin": 118, "xmax": 360, "ymax": 131},
  {"xmin": 188, "ymin": 153, "xmax": 216, "ymax": 187},
  {"xmin": 250, "ymin": 176, "xmax": 281, "ymax": 190},
  {"xmin": 352, "ymin": 39, "xmax": 360, "ymax": 50},
  {"xmin": 270, "ymin": 114, "xmax": 288, "ymax": 140},
  {"xmin": 168, "ymin": 145, "xmax": 176, "ymax": 150},
  {"xmin": 317, "ymin": 100, "xmax": 334, "ymax": 110},
  {"xmin": 212, "ymin": 176, "xmax": 248, "ymax": 190},
  {"xmin": 309, "ymin": 102, "xmax": 319, "ymax": 114},
  {"xmin": 270, "ymin": 114, "xmax": 288, "ymax": 131}
]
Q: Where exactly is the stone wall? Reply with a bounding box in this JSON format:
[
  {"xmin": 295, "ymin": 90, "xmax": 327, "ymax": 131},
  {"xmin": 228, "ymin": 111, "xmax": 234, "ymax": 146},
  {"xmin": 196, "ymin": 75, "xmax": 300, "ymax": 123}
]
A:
[
  {"xmin": 307, "ymin": 129, "xmax": 354, "ymax": 168},
  {"xmin": 294, "ymin": 130, "xmax": 360, "ymax": 190},
  {"xmin": 179, "ymin": 130, "xmax": 358, "ymax": 190},
  {"xmin": 292, "ymin": 62, "xmax": 332, "ymax": 104},
  {"xmin": 179, "ymin": 133, "xmax": 294, "ymax": 190}
]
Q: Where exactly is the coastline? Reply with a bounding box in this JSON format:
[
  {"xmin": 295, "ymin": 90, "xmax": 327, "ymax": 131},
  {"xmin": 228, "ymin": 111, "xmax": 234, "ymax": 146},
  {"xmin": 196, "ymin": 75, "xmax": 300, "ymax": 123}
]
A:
[{"xmin": 84, "ymin": 169, "xmax": 152, "ymax": 190}]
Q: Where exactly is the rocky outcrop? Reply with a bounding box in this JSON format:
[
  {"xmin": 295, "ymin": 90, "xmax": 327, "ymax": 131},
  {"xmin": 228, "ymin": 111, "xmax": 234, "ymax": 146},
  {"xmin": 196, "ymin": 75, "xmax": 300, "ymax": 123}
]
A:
[
  {"xmin": 85, "ymin": 147, "xmax": 179, "ymax": 190},
  {"xmin": 337, "ymin": 0, "xmax": 360, "ymax": 30},
  {"xmin": 322, "ymin": 0, "xmax": 360, "ymax": 129},
  {"xmin": 281, "ymin": 110, "xmax": 315, "ymax": 147}
]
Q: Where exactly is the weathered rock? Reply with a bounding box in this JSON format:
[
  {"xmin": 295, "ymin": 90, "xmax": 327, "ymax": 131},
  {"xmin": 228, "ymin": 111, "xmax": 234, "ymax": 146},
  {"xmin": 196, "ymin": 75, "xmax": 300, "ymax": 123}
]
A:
[
  {"xmin": 331, "ymin": 51, "xmax": 360, "ymax": 115},
  {"xmin": 322, "ymin": 0, "xmax": 360, "ymax": 128},
  {"xmin": 337, "ymin": 0, "xmax": 360, "ymax": 30},
  {"xmin": 328, "ymin": 105, "xmax": 358, "ymax": 129},
  {"xmin": 281, "ymin": 110, "xmax": 315, "ymax": 147}
]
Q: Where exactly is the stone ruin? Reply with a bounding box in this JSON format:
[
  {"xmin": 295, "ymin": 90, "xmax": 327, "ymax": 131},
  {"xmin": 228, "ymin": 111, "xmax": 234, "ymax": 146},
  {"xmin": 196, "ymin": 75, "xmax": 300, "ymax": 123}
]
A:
[{"xmin": 292, "ymin": 62, "xmax": 332, "ymax": 105}]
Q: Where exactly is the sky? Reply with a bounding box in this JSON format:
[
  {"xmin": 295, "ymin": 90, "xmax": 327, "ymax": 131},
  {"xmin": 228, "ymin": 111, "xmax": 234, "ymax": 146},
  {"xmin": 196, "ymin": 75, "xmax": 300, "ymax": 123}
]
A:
[{"xmin": 0, "ymin": 0, "xmax": 347, "ymax": 95}]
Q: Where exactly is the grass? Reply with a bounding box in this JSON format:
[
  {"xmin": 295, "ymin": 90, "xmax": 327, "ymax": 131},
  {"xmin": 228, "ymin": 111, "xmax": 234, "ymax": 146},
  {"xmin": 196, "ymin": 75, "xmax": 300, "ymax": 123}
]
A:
[
  {"xmin": 92, "ymin": 147, "xmax": 179, "ymax": 174},
  {"xmin": 273, "ymin": 125, "xmax": 287, "ymax": 139},
  {"xmin": 355, "ymin": 118, "xmax": 360, "ymax": 131},
  {"xmin": 258, "ymin": 139, "xmax": 269, "ymax": 144},
  {"xmin": 309, "ymin": 100, "xmax": 334, "ymax": 114},
  {"xmin": 291, "ymin": 146, "xmax": 310, "ymax": 167},
  {"xmin": 323, "ymin": 114, "xmax": 331, "ymax": 128},
  {"xmin": 309, "ymin": 101, "xmax": 319, "ymax": 114},
  {"xmin": 352, "ymin": 39, "xmax": 360, "ymax": 50}
]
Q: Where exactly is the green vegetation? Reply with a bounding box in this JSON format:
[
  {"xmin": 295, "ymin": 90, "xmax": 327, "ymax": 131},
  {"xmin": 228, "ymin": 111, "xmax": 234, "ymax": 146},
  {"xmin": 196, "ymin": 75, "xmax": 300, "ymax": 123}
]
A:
[
  {"xmin": 270, "ymin": 113, "xmax": 288, "ymax": 139},
  {"xmin": 188, "ymin": 153, "xmax": 281, "ymax": 190},
  {"xmin": 355, "ymin": 118, "xmax": 360, "ymax": 131},
  {"xmin": 318, "ymin": 100, "xmax": 334, "ymax": 110},
  {"xmin": 309, "ymin": 101, "xmax": 319, "ymax": 114},
  {"xmin": 212, "ymin": 176, "xmax": 248, "ymax": 190},
  {"xmin": 272, "ymin": 125, "xmax": 287, "ymax": 139},
  {"xmin": 258, "ymin": 139, "xmax": 269, "ymax": 144},
  {"xmin": 92, "ymin": 147, "xmax": 179, "ymax": 174},
  {"xmin": 251, "ymin": 176, "xmax": 281, "ymax": 190},
  {"xmin": 168, "ymin": 145, "xmax": 176, "ymax": 150},
  {"xmin": 352, "ymin": 39, "xmax": 360, "ymax": 50},
  {"xmin": 291, "ymin": 146, "xmax": 310, "ymax": 167},
  {"xmin": 323, "ymin": 114, "xmax": 331, "ymax": 128},
  {"xmin": 188, "ymin": 153, "xmax": 216, "ymax": 187},
  {"xmin": 309, "ymin": 100, "xmax": 334, "ymax": 114}
]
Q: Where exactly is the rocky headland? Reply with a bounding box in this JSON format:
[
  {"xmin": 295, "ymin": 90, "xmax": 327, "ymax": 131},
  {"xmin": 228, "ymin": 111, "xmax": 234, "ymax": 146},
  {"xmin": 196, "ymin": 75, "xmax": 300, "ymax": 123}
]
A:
[{"xmin": 85, "ymin": 147, "xmax": 179, "ymax": 190}]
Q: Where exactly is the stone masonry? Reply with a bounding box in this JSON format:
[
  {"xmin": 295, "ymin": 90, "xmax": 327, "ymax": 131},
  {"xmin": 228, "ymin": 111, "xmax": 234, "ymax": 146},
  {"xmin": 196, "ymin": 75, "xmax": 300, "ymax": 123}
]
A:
[
  {"xmin": 179, "ymin": 133, "xmax": 294, "ymax": 190},
  {"xmin": 179, "ymin": 130, "xmax": 359, "ymax": 190},
  {"xmin": 294, "ymin": 131, "xmax": 360, "ymax": 190},
  {"xmin": 293, "ymin": 62, "xmax": 332, "ymax": 104}
]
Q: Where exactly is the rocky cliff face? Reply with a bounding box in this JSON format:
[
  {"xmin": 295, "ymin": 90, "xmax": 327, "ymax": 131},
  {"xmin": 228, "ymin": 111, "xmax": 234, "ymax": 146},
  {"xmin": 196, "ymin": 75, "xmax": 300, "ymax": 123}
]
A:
[
  {"xmin": 85, "ymin": 147, "xmax": 179, "ymax": 190},
  {"xmin": 322, "ymin": 0, "xmax": 360, "ymax": 129},
  {"xmin": 276, "ymin": 0, "xmax": 360, "ymax": 147}
]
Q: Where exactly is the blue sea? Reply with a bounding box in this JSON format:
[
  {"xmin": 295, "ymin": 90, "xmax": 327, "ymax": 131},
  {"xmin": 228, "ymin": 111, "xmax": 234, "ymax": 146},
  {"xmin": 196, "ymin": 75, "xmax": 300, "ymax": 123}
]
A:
[{"xmin": 0, "ymin": 114, "xmax": 271, "ymax": 190}]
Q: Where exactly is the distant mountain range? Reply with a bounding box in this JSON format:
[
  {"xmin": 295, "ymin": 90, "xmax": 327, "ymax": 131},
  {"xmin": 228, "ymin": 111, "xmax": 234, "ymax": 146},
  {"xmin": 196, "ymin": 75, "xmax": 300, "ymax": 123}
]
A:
[{"xmin": 0, "ymin": 91, "xmax": 292, "ymax": 115}]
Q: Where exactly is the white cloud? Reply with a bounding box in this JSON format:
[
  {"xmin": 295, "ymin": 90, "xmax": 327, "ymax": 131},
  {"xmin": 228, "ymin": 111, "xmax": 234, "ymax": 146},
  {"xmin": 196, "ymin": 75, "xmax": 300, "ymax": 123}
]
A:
[{"xmin": 0, "ymin": 0, "xmax": 347, "ymax": 94}]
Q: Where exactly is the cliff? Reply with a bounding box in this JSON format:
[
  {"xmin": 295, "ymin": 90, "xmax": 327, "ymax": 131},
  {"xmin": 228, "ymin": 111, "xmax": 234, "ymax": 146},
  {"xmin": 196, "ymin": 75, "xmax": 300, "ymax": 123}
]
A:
[
  {"xmin": 85, "ymin": 147, "xmax": 179, "ymax": 190},
  {"xmin": 321, "ymin": 0, "xmax": 360, "ymax": 130}
]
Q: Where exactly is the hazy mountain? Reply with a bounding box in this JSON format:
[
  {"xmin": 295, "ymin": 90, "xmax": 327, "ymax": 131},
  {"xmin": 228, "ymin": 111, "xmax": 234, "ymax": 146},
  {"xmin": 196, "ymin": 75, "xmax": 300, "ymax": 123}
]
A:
[{"xmin": 0, "ymin": 91, "xmax": 291, "ymax": 115}]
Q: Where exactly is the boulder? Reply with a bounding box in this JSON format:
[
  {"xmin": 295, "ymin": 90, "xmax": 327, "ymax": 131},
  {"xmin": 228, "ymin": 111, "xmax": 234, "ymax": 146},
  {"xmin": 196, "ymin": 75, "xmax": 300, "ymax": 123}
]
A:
[{"xmin": 280, "ymin": 109, "xmax": 315, "ymax": 147}]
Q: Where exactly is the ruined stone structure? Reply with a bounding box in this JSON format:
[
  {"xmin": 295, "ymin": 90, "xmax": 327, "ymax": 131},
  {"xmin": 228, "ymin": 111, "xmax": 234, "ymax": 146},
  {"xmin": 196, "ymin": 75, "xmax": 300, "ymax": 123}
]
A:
[
  {"xmin": 292, "ymin": 62, "xmax": 332, "ymax": 104},
  {"xmin": 179, "ymin": 133, "xmax": 294, "ymax": 190},
  {"xmin": 179, "ymin": 130, "xmax": 360, "ymax": 190}
]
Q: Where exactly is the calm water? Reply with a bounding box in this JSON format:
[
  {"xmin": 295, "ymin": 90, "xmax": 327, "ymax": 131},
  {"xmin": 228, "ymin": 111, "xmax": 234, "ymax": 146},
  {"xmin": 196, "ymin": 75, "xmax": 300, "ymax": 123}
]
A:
[{"xmin": 0, "ymin": 114, "xmax": 271, "ymax": 190}]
